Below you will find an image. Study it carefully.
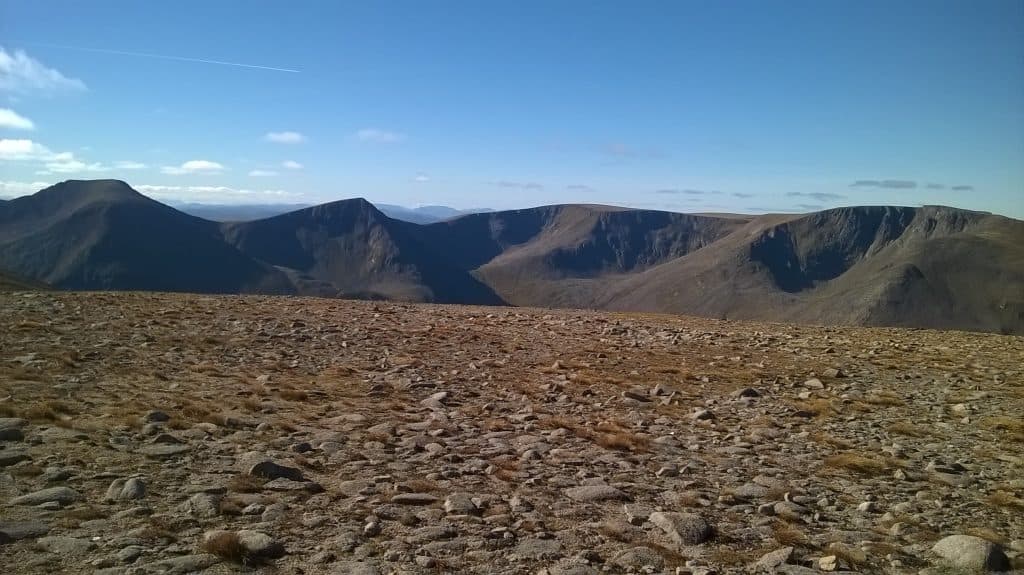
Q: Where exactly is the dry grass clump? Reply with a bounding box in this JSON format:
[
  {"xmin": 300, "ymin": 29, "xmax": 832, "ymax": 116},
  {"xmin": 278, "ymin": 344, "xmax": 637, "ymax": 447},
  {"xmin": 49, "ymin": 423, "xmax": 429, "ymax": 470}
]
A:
[
  {"xmin": 397, "ymin": 478, "xmax": 440, "ymax": 493},
  {"xmin": 228, "ymin": 474, "xmax": 266, "ymax": 494},
  {"xmin": 593, "ymin": 431, "xmax": 650, "ymax": 453},
  {"xmin": 887, "ymin": 421, "xmax": 932, "ymax": 438},
  {"xmin": 481, "ymin": 418, "xmax": 513, "ymax": 431},
  {"xmin": 824, "ymin": 452, "xmax": 892, "ymax": 476},
  {"xmin": 861, "ymin": 390, "xmax": 904, "ymax": 406},
  {"xmin": 982, "ymin": 416, "xmax": 1024, "ymax": 443},
  {"xmin": 964, "ymin": 526, "xmax": 1010, "ymax": 545},
  {"xmin": 1, "ymin": 364, "xmax": 51, "ymax": 382},
  {"xmin": 538, "ymin": 415, "xmax": 577, "ymax": 430},
  {"xmin": 811, "ymin": 432, "xmax": 854, "ymax": 449},
  {"xmin": 10, "ymin": 463, "xmax": 44, "ymax": 477},
  {"xmin": 791, "ymin": 398, "xmax": 837, "ymax": 418},
  {"xmin": 278, "ymin": 388, "xmax": 308, "ymax": 401},
  {"xmin": 643, "ymin": 543, "xmax": 689, "ymax": 568},
  {"xmin": 22, "ymin": 399, "xmax": 76, "ymax": 422},
  {"xmin": 771, "ymin": 521, "xmax": 807, "ymax": 546},
  {"xmin": 706, "ymin": 547, "xmax": 761, "ymax": 567},
  {"xmin": 200, "ymin": 531, "xmax": 247, "ymax": 563},
  {"xmin": 984, "ymin": 490, "xmax": 1024, "ymax": 512}
]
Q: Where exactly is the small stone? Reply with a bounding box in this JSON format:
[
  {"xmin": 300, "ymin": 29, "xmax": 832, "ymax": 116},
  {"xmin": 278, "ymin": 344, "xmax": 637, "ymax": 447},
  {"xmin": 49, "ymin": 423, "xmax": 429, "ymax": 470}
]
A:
[
  {"xmin": 117, "ymin": 545, "xmax": 145, "ymax": 563},
  {"xmin": 0, "ymin": 520, "xmax": 50, "ymax": 543},
  {"xmin": 139, "ymin": 554, "xmax": 220, "ymax": 574},
  {"xmin": 623, "ymin": 504, "xmax": 651, "ymax": 525},
  {"xmin": 392, "ymin": 492, "xmax": 440, "ymax": 505},
  {"xmin": 931, "ymin": 535, "xmax": 1010, "ymax": 571},
  {"xmin": 819, "ymin": 555, "xmax": 838, "ymax": 571},
  {"xmin": 656, "ymin": 463, "xmax": 679, "ymax": 477},
  {"xmin": 856, "ymin": 501, "xmax": 876, "ymax": 513},
  {"xmin": 822, "ymin": 368, "xmax": 844, "ymax": 378},
  {"xmin": 803, "ymin": 378, "xmax": 824, "ymax": 390},
  {"xmin": 248, "ymin": 460, "xmax": 304, "ymax": 482},
  {"xmin": 648, "ymin": 511, "xmax": 713, "ymax": 546},
  {"xmin": 105, "ymin": 477, "xmax": 146, "ymax": 502},
  {"xmin": 444, "ymin": 492, "xmax": 478, "ymax": 515},
  {"xmin": 612, "ymin": 546, "xmax": 665, "ymax": 570},
  {"xmin": 564, "ymin": 485, "xmax": 629, "ymax": 502},
  {"xmin": 420, "ymin": 391, "xmax": 449, "ymax": 409},
  {"xmin": 0, "ymin": 450, "xmax": 29, "ymax": 467},
  {"xmin": 10, "ymin": 486, "xmax": 81, "ymax": 507},
  {"xmin": 137, "ymin": 444, "xmax": 189, "ymax": 459},
  {"xmin": 142, "ymin": 410, "xmax": 170, "ymax": 423},
  {"xmin": 752, "ymin": 546, "xmax": 793, "ymax": 569},
  {"xmin": 691, "ymin": 409, "xmax": 715, "ymax": 421},
  {"xmin": 182, "ymin": 492, "xmax": 222, "ymax": 517},
  {"xmin": 37, "ymin": 535, "xmax": 96, "ymax": 556},
  {"xmin": 622, "ymin": 389, "xmax": 650, "ymax": 402},
  {"xmin": 236, "ymin": 530, "xmax": 286, "ymax": 559}
]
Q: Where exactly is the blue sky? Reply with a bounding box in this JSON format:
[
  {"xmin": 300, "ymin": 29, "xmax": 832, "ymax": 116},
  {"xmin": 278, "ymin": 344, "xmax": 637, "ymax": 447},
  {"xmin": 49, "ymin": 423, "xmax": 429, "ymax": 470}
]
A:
[{"xmin": 1, "ymin": 1, "xmax": 1022, "ymax": 217}]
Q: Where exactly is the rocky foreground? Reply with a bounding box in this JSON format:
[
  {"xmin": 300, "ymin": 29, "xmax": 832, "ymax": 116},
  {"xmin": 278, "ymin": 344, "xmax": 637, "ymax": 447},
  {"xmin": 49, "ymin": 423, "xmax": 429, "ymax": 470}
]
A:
[{"xmin": 0, "ymin": 292, "xmax": 1022, "ymax": 575}]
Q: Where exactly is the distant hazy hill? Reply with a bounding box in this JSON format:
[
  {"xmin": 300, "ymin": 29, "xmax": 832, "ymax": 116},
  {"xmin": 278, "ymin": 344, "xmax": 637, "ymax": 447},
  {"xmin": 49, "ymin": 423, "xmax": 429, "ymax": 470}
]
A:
[
  {"xmin": 2, "ymin": 180, "xmax": 1022, "ymax": 333},
  {"xmin": 176, "ymin": 201, "xmax": 490, "ymax": 224},
  {"xmin": 173, "ymin": 202, "xmax": 310, "ymax": 222}
]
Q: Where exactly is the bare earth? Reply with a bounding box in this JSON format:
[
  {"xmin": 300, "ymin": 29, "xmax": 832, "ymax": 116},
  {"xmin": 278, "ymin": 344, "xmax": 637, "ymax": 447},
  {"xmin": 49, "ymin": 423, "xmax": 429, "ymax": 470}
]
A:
[{"xmin": 1, "ymin": 291, "xmax": 1022, "ymax": 574}]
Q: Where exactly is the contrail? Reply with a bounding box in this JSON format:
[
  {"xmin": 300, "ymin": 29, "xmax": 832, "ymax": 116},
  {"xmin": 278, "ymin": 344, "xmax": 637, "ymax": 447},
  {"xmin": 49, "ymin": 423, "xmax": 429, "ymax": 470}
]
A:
[{"xmin": 25, "ymin": 42, "xmax": 301, "ymax": 73}]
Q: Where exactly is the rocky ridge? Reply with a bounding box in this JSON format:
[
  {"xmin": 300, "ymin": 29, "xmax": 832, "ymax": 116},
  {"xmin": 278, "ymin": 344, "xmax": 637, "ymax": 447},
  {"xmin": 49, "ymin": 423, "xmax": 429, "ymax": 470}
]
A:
[{"xmin": 1, "ymin": 291, "xmax": 1022, "ymax": 574}]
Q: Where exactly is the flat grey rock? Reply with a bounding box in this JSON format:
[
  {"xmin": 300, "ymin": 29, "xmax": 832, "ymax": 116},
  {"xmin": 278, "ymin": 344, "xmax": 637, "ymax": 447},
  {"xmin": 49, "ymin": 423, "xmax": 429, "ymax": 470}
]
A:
[
  {"xmin": 137, "ymin": 444, "xmax": 189, "ymax": 458},
  {"xmin": 564, "ymin": 485, "xmax": 629, "ymax": 502},
  {"xmin": 10, "ymin": 486, "xmax": 81, "ymax": 506},
  {"xmin": 932, "ymin": 535, "xmax": 1010, "ymax": 571},
  {"xmin": 0, "ymin": 520, "xmax": 50, "ymax": 543},
  {"xmin": 649, "ymin": 511, "xmax": 714, "ymax": 546}
]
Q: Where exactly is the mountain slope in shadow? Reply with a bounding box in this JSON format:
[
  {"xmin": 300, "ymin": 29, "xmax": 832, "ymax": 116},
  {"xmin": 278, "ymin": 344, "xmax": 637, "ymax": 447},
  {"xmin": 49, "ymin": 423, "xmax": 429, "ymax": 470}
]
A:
[
  {"xmin": 0, "ymin": 180, "xmax": 293, "ymax": 294},
  {"xmin": 220, "ymin": 198, "xmax": 504, "ymax": 304},
  {"xmin": 2, "ymin": 180, "xmax": 1021, "ymax": 333}
]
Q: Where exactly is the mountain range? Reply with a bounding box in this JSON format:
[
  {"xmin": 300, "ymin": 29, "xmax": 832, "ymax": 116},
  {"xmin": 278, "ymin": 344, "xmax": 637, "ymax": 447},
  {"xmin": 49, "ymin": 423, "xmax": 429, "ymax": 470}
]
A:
[
  {"xmin": 1, "ymin": 179, "xmax": 1021, "ymax": 334},
  {"xmin": 174, "ymin": 201, "xmax": 490, "ymax": 224}
]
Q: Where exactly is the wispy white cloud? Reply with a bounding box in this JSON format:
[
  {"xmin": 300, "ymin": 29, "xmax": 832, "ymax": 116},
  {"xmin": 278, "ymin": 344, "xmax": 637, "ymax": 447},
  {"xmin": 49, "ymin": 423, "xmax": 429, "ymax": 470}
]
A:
[
  {"xmin": 0, "ymin": 138, "xmax": 122, "ymax": 175},
  {"xmin": 248, "ymin": 169, "xmax": 278, "ymax": 177},
  {"xmin": 264, "ymin": 131, "xmax": 305, "ymax": 144},
  {"xmin": 413, "ymin": 173, "xmax": 430, "ymax": 183},
  {"xmin": 161, "ymin": 160, "xmax": 225, "ymax": 175},
  {"xmin": 354, "ymin": 128, "xmax": 405, "ymax": 143},
  {"xmin": 0, "ymin": 108, "xmax": 34, "ymax": 130},
  {"xmin": 281, "ymin": 160, "xmax": 303, "ymax": 170},
  {"xmin": 850, "ymin": 179, "xmax": 916, "ymax": 189},
  {"xmin": 24, "ymin": 42, "xmax": 300, "ymax": 74},
  {"xmin": 46, "ymin": 158, "xmax": 107, "ymax": 173},
  {"xmin": 0, "ymin": 179, "xmax": 50, "ymax": 198},
  {"xmin": 566, "ymin": 184, "xmax": 595, "ymax": 193},
  {"xmin": 0, "ymin": 47, "xmax": 87, "ymax": 94},
  {"xmin": 134, "ymin": 184, "xmax": 301, "ymax": 203},
  {"xmin": 113, "ymin": 160, "xmax": 147, "ymax": 170},
  {"xmin": 491, "ymin": 180, "xmax": 543, "ymax": 190},
  {"xmin": 0, "ymin": 138, "xmax": 51, "ymax": 160}
]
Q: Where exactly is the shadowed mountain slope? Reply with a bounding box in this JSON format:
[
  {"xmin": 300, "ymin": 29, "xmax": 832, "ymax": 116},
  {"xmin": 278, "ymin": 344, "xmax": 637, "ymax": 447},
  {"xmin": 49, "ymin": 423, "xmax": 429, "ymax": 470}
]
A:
[
  {"xmin": 220, "ymin": 199, "xmax": 504, "ymax": 304},
  {"xmin": 0, "ymin": 268, "xmax": 49, "ymax": 291},
  {"xmin": 0, "ymin": 180, "xmax": 293, "ymax": 294},
  {"xmin": 411, "ymin": 204, "xmax": 747, "ymax": 307},
  {"xmin": 2, "ymin": 181, "xmax": 1021, "ymax": 333}
]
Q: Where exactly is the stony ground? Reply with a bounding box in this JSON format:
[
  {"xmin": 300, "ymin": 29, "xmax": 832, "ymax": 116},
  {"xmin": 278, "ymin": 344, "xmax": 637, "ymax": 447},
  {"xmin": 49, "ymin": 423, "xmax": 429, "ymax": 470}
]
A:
[{"xmin": 1, "ymin": 291, "xmax": 1022, "ymax": 575}]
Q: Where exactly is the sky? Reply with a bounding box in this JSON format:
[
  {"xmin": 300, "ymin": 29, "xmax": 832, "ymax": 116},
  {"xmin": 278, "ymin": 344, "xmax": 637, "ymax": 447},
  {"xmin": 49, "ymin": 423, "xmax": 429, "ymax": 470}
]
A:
[{"xmin": 1, "ymin": 0, "xmax": 1022, "ymax": 217}]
